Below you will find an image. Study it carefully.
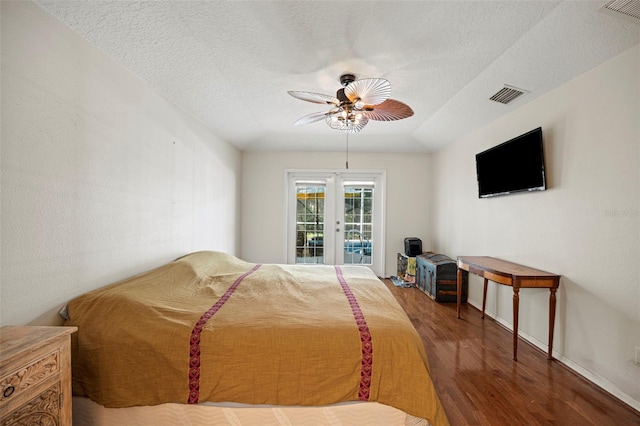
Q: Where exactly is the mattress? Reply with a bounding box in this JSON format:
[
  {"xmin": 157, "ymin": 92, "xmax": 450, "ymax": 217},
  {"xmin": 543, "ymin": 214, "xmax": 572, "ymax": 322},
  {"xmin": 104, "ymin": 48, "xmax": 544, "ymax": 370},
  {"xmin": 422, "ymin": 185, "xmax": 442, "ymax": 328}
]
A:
[{"xmin": 73, "ymin": 397, "xmax": 431, "ymax": 426}]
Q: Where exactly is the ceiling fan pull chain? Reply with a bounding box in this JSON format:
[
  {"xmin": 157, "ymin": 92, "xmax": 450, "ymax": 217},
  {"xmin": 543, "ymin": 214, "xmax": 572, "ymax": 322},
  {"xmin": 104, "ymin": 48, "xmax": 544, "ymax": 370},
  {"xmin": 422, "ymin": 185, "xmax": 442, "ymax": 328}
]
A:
[{"xmin": 346, "ymin": 133, "xmax": 349, "ymax": 170}]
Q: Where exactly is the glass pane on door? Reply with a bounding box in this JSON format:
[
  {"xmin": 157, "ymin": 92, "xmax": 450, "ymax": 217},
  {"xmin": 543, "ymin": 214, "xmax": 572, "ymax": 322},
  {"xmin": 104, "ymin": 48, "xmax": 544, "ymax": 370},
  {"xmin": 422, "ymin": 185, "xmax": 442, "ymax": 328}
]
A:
[
  {"xmin": 295, "ymin": 184, "xmax": 325, "ymax": 264},
  {"xmin": 343, "ymin": 186, "xmax": 373, "ymax": 265}
]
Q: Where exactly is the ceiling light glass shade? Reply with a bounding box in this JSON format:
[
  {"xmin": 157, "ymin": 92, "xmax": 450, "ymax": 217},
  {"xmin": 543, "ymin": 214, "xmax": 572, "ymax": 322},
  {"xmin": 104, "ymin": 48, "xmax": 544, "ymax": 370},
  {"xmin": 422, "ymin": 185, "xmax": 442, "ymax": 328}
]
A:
[
  {"xmin": 344, "ymin": 78, "xmax": 391, "ymax": 106},
  {"xmin": 326, "ymin": 113, "xmax": 369, "ymax": 133},
  {"xmin": 287, "ymin": 91, "xmax": 340, "ymax": 106}
]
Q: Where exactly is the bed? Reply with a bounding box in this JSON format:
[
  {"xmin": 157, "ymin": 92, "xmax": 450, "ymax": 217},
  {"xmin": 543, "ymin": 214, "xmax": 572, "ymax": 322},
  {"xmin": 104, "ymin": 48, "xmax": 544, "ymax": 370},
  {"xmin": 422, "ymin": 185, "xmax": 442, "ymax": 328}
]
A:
[{"xmin": 64, "ymin": 251, "xmax": 449, "ymax": 425}]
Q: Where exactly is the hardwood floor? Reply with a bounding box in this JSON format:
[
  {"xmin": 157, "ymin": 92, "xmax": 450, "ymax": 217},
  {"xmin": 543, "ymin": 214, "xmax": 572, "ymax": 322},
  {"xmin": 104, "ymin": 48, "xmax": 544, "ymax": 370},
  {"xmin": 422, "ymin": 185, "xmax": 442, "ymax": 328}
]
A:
[{"xmin": 384, "ymin": 279, "xmax": 640, "ymax": 426}]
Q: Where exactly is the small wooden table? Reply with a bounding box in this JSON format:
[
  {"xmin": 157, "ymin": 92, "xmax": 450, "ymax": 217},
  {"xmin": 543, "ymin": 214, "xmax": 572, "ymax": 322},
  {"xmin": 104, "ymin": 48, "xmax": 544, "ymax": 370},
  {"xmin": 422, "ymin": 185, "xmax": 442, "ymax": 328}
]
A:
[{"xmin": 456, "ymin": 256, "xmax": 560, "ymax": 361}]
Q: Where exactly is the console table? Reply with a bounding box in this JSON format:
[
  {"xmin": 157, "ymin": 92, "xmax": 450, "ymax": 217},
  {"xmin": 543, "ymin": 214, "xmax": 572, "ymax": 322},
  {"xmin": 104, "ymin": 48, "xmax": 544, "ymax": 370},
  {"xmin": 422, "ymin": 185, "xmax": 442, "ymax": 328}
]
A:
[{"xmin": 456, "ymin": 256, "xmax": 560, "ymax": 361}]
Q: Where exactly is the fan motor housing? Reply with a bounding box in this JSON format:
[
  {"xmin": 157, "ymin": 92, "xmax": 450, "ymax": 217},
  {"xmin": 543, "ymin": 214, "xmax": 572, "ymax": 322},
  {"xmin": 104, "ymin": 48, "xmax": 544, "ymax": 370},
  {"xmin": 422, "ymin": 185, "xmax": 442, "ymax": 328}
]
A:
[{"xmin": 336, "ymin": 88, "xmax": 350, "ymax": 103}]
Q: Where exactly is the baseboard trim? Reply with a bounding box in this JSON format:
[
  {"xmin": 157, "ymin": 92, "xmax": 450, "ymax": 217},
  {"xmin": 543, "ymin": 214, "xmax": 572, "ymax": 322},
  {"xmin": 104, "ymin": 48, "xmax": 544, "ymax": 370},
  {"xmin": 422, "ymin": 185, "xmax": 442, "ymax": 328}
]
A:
[{"xmin": 466, "ymin": 299, "xmax": 640, "ymax": 414}]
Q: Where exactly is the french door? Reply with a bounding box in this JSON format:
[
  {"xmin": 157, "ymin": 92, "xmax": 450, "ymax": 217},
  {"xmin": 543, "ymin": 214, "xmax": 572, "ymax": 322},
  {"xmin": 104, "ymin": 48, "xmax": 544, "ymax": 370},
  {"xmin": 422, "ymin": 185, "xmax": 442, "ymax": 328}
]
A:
[{"xmin": 285, "ymin": 170, "xmax": 385, "ymax": 277}]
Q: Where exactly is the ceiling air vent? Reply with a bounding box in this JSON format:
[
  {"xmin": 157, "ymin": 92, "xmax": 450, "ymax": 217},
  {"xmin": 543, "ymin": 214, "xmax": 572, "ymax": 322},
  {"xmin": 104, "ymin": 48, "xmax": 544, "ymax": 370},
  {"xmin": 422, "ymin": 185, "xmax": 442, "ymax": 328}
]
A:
[
  {"xmin": 489, "ymin": 85, "xmax": 529, "ymax": 105},
  {"xmin": 602, "ymin": 0, "xmax": 640, "ymax": 24}
]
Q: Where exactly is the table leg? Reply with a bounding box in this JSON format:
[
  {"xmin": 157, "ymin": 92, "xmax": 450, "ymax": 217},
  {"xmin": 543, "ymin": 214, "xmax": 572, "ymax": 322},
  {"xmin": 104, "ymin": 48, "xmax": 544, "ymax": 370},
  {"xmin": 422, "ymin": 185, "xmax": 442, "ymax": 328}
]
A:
[
  {"xmin": 482, "ymin": 278, "xmax": 488, "ymax": 319},
  {"xmin": 548, "ymin": 287, "xmax": 557, "ymax": 360},
  {"xmin": 457, "ymin": 268, "xmax": 462, "ymax": 319},
  {"xmin": 513, "ymin": 287, "xmax": 520, "ymax": 361}
]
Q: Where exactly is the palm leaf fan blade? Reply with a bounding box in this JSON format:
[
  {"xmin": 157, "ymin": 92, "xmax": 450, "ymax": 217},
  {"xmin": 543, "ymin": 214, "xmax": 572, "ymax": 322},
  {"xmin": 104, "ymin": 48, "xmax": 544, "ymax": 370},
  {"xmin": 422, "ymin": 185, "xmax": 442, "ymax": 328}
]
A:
[
  {"xmin": 287, "ymin": 91, "xmax": 340, "ymax": 106},
  {"xmin": 294, "ymin": 111, "xmax": 331, "ymax": 126},
  {"xmin": 344, "ymin": 78, "xmax": 391, "ymax": 106},
  {"xmin": 365, "ymin": 99, "xmax": 414, "ymax": 121}
]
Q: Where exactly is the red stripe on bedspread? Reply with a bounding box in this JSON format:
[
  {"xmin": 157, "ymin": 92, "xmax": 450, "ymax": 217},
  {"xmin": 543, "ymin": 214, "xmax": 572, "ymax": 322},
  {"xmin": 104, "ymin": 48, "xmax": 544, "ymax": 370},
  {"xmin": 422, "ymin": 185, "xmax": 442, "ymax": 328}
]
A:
[
  {"xmin": 188, "ymin": 264, "xmax": 262, "ymax": 404},
  {"xmin": 334, "ymin": 266, "xmax": 373, "ymax": 401}
]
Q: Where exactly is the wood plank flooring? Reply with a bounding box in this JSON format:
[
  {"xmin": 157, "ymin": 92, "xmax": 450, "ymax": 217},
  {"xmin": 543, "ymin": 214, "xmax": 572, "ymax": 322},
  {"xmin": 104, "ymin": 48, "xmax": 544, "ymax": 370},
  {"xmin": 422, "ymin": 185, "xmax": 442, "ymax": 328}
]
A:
[{"xmin": 384, "ymin": 279, "xmax": 640, "ymax": 426}]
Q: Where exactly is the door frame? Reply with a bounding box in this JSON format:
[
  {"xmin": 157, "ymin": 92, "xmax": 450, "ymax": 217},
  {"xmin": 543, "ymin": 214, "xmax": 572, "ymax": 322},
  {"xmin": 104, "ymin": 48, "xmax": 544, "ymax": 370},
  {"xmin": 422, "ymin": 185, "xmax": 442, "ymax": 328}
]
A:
[{"xmin": 284, "ymin": 169, "xmax": 386, "ymax": 277}]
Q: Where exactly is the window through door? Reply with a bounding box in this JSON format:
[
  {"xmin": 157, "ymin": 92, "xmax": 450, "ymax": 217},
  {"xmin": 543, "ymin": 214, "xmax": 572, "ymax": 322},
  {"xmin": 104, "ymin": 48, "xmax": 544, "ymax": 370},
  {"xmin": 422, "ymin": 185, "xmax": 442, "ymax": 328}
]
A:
[
  {"xmin": 295, "ymin": 183, "xmax": 325, "ymax": 264},
  {"xmin": 342, "ymin": 184, "xmax": 373, "ymax": 265}
]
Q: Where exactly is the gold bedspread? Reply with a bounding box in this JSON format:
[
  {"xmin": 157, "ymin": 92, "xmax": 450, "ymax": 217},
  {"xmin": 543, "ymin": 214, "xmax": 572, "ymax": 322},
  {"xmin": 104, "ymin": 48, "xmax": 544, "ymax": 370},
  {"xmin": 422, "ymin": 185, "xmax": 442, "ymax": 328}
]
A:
[{"xmin": 65, "ymin": 251, "xmax": 448, "ymax": 425}]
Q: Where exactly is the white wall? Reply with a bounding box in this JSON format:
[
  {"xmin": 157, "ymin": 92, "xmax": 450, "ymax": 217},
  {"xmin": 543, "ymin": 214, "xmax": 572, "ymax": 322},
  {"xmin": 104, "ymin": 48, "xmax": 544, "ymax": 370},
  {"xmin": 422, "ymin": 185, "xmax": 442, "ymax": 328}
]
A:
[
  {"xmin": 0, "ymin": 1, "xmax": 242, "ymax": 326},
  {"xmin": 431, "ymin": 45, "xmax": 640, "ymax": 408},
  {"xmin": 241, "ymin": 151, "xmax": 431, "ymax": 276}
]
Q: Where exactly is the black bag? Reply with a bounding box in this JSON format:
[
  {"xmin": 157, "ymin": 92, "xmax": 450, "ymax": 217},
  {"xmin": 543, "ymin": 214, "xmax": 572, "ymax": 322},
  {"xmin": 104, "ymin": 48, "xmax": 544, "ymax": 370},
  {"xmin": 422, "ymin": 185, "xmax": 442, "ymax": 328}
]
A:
[{"xmin": 404, "ymin": 238, "xmax": 422, "ymax": 257}]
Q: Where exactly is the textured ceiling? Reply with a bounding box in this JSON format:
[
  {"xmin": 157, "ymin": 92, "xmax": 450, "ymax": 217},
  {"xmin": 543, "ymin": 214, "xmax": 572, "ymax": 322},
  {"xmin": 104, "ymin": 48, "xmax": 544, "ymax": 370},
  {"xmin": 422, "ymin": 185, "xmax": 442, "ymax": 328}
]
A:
[{"xmin": 36, "ymin": 1, "xmax": 640, "ymax": 153}]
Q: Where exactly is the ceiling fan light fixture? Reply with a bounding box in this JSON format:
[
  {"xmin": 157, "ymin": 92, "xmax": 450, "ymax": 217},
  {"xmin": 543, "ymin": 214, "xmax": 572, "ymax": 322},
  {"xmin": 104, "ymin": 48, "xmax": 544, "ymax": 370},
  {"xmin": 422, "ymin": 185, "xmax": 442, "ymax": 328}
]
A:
[{"xmin": 289, "ymin": 74, "xmax": 413, "ymax": 133}]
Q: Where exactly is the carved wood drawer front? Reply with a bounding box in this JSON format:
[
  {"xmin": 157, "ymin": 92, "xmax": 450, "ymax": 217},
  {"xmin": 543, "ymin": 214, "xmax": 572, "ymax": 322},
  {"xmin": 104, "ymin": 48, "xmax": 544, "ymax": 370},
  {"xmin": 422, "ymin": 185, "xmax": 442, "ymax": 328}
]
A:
[
  {"xmin": 0, "ymin": 350, "xmax": 60, "ymax": 403},
  {"xmin": 1, "ymin": 382, "xmax": 61, "ymax": 426},
  {"xmin": 0, "ymin": 326, "xmax": 77, "ymax": 426}
]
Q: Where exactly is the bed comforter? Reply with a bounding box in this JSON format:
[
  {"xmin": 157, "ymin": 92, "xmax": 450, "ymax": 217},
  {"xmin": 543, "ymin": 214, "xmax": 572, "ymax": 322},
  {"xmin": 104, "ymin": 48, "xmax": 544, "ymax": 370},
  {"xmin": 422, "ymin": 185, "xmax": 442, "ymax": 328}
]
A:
[{"xmin": 65, "ymin": 251, "xmax": 448, "ymax": 425}]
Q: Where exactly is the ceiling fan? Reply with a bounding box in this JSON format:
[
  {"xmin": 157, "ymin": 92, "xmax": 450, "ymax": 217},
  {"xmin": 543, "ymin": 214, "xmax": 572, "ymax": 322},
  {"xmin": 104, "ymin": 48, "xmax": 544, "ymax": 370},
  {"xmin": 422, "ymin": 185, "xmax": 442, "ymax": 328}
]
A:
[{"xmin": 287, "ymin": 74, "xmax": 414, "ymax": 133}]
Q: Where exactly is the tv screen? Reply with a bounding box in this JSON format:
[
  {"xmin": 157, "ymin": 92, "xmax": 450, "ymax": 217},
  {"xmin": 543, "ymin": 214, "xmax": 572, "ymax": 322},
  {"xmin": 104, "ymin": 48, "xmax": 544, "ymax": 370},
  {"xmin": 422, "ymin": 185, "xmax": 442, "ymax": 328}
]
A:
[{"xmin": 476, "ymin": 127, "xmax": 546, "ymax": 198}]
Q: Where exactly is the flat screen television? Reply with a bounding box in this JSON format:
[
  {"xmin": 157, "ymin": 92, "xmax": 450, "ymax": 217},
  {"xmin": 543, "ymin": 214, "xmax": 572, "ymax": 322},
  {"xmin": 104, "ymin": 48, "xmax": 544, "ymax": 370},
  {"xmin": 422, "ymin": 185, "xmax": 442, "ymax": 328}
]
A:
[{"xmin": 476, "ymin": 127, "xmax": 546, "ymax": 198}]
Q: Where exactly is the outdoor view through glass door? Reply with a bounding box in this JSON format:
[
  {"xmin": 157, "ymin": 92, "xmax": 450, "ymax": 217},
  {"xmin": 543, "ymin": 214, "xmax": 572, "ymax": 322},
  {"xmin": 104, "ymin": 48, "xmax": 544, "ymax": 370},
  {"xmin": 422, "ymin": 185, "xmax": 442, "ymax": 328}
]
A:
[
  {"xmin": 341, "ymin": 184, "xmax": 373, "ymax": 265},
  {"xmin": 286, "ymin": 171, "xmax": 385, "ymax": 277},
  {"xmin": 294, "ymin": 183, "xmax": 325, "ymax": 264}
]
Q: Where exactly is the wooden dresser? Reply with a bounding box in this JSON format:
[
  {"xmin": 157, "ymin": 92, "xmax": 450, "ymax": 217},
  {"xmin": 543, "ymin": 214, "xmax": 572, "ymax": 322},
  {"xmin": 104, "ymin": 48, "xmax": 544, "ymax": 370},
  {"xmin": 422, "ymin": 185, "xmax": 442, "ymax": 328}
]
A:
[{"xmin": 0, "ymin": 326, "xmax": 77, "ymax": 426}]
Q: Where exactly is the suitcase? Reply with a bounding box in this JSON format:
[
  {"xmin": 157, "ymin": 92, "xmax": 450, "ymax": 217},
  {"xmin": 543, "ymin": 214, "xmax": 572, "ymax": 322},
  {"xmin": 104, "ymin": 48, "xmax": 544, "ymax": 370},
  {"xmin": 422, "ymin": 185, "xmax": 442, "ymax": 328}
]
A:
[{"xmin": 415, "ymin": 253, "xmax": 468, "ymax": 303}]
